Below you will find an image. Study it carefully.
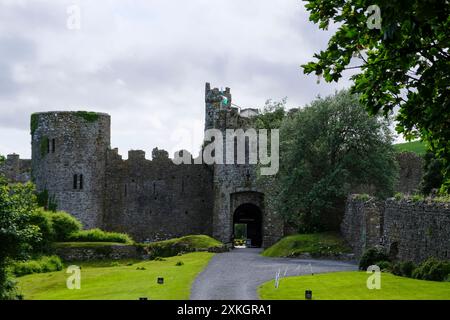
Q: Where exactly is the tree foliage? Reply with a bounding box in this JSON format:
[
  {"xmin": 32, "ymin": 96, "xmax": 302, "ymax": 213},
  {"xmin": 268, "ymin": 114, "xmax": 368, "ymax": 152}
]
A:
[
  {"xmin": 0, "ymin": 171, "xmax": 40, "ymax": 299},
  {"xmin": 261, "ymin": 91, "xmax": 397, "ymax": 232},
  {"xmin": 302, "ymin": 0, "xmax": 450, "ymax": 192}
]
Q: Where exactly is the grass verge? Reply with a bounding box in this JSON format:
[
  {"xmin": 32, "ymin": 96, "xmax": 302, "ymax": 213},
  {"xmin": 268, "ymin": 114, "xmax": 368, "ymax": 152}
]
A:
[{"xmin": 258, "ymin": 271, "xmax": 450, "ymax": 300}]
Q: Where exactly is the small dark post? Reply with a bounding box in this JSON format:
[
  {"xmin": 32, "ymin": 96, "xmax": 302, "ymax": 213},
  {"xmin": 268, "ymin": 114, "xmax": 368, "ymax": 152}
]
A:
[
  {"xmin": 157, "ymin": 277, "xmax": 164, "ymax": 284},
  {"xmin": 305, "ymin": 290, "xmax": 312, "ymax": 300}
]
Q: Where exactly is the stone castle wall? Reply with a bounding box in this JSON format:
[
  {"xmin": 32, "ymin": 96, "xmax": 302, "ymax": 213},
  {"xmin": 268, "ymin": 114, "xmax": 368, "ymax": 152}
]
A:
[
  {"xmin": 31, "ymin": 112, "xmax": 110, "ymax": 229},
  {"xmin": 205, "ymin": 83, "xmax": 283, "ymax": 247},
  {"xmin": 102, "ymin": 148, "xmax": 214, "ymax": 242},
  {"xmin": 0, "ymin": 154, "xmax": 31, "ymax": 183},
  {"xmin": 342, "ymin": 195, "xmax": 450, "ymax": 262}
]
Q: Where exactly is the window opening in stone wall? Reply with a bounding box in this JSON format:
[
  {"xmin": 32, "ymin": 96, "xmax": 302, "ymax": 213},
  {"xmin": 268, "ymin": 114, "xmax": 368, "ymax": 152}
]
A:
[
  {"xmin": 73, "ymin": 174, "xmax": 78, "ymax": 190},
  {"xmin": 79, "ymin": 174, "xmax": 83, "ymax": 190},
  {"xmin": 52, "ymin": 139, "xmax": 56, "ymax": 153}
]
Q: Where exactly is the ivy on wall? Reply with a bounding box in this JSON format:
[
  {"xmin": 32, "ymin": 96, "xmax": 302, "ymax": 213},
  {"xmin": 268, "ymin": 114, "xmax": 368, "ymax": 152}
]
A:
[
  {"xmin": 75, "ymin": 111, "xmax": 99, "ymax": 122},
  {"xmin": 30, "ymin": 114, "xmax": 39, "ymax": 135},
  {"xmin": 40, "ymin": 137, "xmax": 49, "ymax": 157}
]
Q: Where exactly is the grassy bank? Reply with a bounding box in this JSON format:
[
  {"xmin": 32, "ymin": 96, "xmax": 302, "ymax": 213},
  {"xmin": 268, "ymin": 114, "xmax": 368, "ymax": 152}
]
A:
[{"xmin": 262, "ymin": 232, "xmax": 352, "ymax": 257}]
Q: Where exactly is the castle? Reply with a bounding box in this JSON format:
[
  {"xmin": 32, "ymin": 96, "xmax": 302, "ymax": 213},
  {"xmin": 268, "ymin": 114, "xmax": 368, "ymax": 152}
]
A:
[{"xmin": 1, "ymin": 83, "xmax": 283, "ymax": 247}]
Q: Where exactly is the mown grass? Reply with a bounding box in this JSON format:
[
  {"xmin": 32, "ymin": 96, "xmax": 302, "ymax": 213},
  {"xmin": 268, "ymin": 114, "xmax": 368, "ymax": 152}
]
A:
[
  {"xmin": 394, "ymin": 140, "xmax": 426, "ymax": 155},
  {"xmin": 17, "ymin": 252, "xmax": 214, "ymax": 300},
  {"xmin": 261, "ymin": 232, "xmax": 352, "ymax": 257},
  {"xmin": 258, "ymin": 271, "xmax": 450, "ymax": 300}
]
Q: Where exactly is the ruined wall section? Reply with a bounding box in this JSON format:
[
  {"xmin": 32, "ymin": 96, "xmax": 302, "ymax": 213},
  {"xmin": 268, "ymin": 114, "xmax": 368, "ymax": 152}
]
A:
[
  {"xmin": 0, "ymin": 154, "xmax": 31, "ymax": 183},
  {"xmin": 395, "ymin": 152, "xmax": 423, "ymax": 194},
  {"xmin": 103, "ymin": 149, "xmax": 214, "ymax": 242},
  {"xmin": 342, "ymin": 195, "xmax": 450, "ymax": 263},
  {"xmin": 31, "ymin": 112, "xmax": 110, "ymax": 229}
]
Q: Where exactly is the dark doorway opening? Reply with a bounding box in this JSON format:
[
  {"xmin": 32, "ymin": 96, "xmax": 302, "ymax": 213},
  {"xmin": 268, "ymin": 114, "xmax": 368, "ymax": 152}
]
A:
[{"xmin": 233, "ymin": 203, "xmax": 262, "ymax": 247}]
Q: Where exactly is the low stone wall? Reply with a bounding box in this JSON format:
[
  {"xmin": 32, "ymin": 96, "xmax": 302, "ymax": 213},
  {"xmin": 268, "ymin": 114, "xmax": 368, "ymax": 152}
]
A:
[
  {"xmin": 55, "ymin": 244, "xmax": 139, "ymax": 261},
  {"xmin": 341, "ymin": 195, "xmax": 450, "ymax": 263}
]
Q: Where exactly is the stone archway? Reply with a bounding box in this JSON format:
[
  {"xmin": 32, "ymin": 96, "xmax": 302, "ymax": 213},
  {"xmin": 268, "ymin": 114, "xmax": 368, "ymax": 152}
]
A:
[
  {"xmin": 233, "ymin": 203, "xmax": 263, "ymax": 247},
  {"xmin": 229, "ymin": 191, "xmax": 264, "ymax": 247}
]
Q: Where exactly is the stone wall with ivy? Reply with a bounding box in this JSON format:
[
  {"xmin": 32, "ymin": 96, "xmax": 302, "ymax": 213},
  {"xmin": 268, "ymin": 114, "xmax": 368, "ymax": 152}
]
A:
[
  {"xmin": 31, "ymin": 111, "xmax": 111, "ymax": 229},
  {"xmin": 342, "ymin": 195, "xmax": 450, "ymax": 263}
]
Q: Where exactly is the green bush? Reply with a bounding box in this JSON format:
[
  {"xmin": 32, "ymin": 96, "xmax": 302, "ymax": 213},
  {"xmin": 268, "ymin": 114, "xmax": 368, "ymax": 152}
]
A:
[
  {"xmin": 400, "ymin": 261, "xmax": 416, "ymax": 278},
  {"xmin": 175, "ymin": 261, "xmax": 184, "ymax": 266},
  {"xmin": 51, "ymin": 211, "xmax": 82, "ymax": 241},
  {"xmin": 29, "ymin": 209, "xmax": 55, "ymax": 250},
  {"xmin": 12, "ymin": 255, "xmax": 63, "ymax": 277},
  {"xmin": 412, "ymin": 258, "xmax": 450, "ymax": 281},
  {"xmin": 359, "ymin": 247, "xmax": 389, "ymax": 271},
  {"xmin": 67, "ymin": 228, "xmax": 133, "ymax": 244},
  {"xmin": 391, "ymin": 261, "xmax": 416, "ymax": 277},
  {"xmin": 375, "ymin": 260, "xmax": 391, "ymax": 271}
]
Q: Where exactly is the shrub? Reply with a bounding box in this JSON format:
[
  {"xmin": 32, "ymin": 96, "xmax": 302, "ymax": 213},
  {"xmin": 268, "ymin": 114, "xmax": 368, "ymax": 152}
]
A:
[
  {"xmin": 375, "ymin": 260, "xmax": 391, "ymax": 271},
  {"xmin": 355, "ymin": 194, "xmax": 371, "ymax": 201},
  {"xmin": 359, "ymin": 247, "xmax": 389, "ymax": 271},
  {"xmin": 50, "ymin": 211, "xmax": 82, "ymax": 241},
  {"xmin": 175, "ymin": 261, "xmax": 184, "ymax": 266},
  {"xmin": 391, "ymin": 261, "xmax": 416, "ymax": 277},
  {"xmin": 400, "ymin": 261, "xmax": 416, "ymax": 278},
  {"xmin": 0, "ymin": 273, "xmax": 22, "ymax": 300},
  {"xmin": 394, "ymin": 192, "xmax": 403, "ymax": 201},
  {"xmin": 67, "ymin": 228, "xmax": 133, "ymax": 244},
  {"xmin": 12, "ymin": 255, "xmax": 63, "ymax": 277},
  {"xmin": 29, "ymin": 209, "xmax": 55, "ymax": 250},
  {"xmin": 412, "ymin": 258, "xmax": 450, "ymax": 281}
]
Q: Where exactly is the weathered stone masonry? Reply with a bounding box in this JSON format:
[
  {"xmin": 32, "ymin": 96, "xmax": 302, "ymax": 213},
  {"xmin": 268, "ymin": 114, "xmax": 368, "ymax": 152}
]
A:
[
  {"xmin": 2, "ymin": 83, "xmax": 284, "ymax": 247},
  {"xmin": 342, "ymin": 195, "xmax": 450, "ymax": 262}
]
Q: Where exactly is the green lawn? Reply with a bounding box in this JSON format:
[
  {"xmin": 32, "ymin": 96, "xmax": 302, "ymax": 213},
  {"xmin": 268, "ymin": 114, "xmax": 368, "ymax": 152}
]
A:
[
  {"xmin": 259, "ymin": 271, "xmax": 450, "ymax": 300},
  {"xmin": 262, "ymin": 232, "xmax": 352, "ymax": 257},
  {"xmin": 17, "ymin": 252, "xmax": 213, "ymax": 300},
  {"xmin": 394, "ymin": 140, "xmax": 426, "ymax": 155}
]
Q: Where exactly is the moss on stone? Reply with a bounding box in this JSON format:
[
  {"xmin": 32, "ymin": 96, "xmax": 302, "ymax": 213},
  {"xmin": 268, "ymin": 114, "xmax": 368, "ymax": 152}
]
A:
[
  {"xmin": 30, "ymin": 114, "xmax": 39, "ymax": 135},
  {"xmin": 40, "ymin": 137, "xmax": 49, "ymax": 157},
  {"xmin": 75, "ymin": 111, "xmax": 100, "ymax": 122}
]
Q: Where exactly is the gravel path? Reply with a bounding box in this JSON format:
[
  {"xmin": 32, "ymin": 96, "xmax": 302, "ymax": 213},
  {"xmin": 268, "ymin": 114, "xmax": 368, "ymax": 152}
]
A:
[{"xmin": 190, "ymin": 248, "xmax": 357, "ymax": 300}]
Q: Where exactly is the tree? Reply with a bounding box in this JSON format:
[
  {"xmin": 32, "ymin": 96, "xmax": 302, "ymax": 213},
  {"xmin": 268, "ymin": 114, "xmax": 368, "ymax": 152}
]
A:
[
  {"xmin": 302, "ymin": 0, "xmax": 450, "ymax": 193},
  {"xmin": 262, "ymin": 90, "xmax": 397, "ymax": 232},
  {"xmin": 255, "ymin": 98, "xmax": 287, "ymax": 130},
  {"xmin": 0, "ymin": 155, "xmax": 40, "ymax": 299}
]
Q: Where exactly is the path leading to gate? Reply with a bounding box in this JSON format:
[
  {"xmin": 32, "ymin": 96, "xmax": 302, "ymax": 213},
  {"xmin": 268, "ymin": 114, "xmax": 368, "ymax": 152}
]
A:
[{"xmin": 190, "ymin": 248, "xmax": 357, "ymax": 300}]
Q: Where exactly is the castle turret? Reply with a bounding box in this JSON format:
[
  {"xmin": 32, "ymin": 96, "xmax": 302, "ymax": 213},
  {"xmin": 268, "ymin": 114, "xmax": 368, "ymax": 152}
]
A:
[
  {"xmin": 204, "ymin": 82, "xmax": 233, "ymax": 131},
  {"xmin": 31, "ymin": 111, "xmax": 110, "ymax": 229}
]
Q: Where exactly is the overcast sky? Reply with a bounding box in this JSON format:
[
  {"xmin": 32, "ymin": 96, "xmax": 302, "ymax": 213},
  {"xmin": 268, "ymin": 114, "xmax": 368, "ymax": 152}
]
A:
[{"xmin": 0, "ymin": 0, "xmax": 366, "ymax": 159}]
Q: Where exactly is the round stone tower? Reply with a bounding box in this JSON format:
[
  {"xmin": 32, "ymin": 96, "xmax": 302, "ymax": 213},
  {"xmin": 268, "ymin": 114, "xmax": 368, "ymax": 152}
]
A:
[{"xmin": 31, "ymin": 111, "xmax": 111, "ymax": 229}]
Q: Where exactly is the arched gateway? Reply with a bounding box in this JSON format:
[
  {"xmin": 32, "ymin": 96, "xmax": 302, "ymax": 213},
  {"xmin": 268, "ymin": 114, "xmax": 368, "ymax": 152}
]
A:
[
  {"xmin": 233, "ymin": 203, "xmax": 263, "ymax": 247},
  {"xmin": 230, "ymin": 191, "xmax": 264, "ymax": 247}
]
